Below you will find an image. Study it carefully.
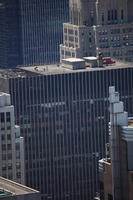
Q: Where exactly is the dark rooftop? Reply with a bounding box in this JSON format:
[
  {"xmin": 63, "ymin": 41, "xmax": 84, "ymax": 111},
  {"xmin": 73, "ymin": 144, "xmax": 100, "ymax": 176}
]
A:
[{"xmin": 0, "ymin": 60, "xmax": 133, "ymax": 79}]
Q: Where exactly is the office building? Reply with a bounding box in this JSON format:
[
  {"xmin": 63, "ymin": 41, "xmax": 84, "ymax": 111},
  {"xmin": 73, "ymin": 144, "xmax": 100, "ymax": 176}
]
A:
[
  {"xmin": 20, "ymin": 0, "xmax": 69, "ymax": 65},
  {"xmin": 0, "ymin": 59, "xmax": 133, "ymax": 199},
  {"xmin": 0, "ymin": 0, "xmax": 20, "ymax": 68},
  {"xmin": 98, "ymin": 87, "xmax": 133, "ymax": 200},
  {"xmin": 0, "ymin": 0, "xmax": 69, "ymax": 68},
  {"xmin": 60, "ymin": 0, "xmax": 133, "ymax": 62},
  {"xmin": 0, "ymin": 93, "xmax": 25, "ymax": 184},
  {"xmin": 0, "ymin": 176, "xmax": 40, "ymax": 200}
]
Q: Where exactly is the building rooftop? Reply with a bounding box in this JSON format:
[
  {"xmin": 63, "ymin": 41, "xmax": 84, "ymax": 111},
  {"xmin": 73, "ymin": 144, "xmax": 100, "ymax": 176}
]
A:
[
  {"xmin": 83, "ymin": 56, "xmax": 97, "ymax": 60},
  {"xmin": 0, "ymin": 60, "xmax": 133, "ymax": 79},
  {"xmin": 0, "ymin": 177, "xmax": 39, "ymax": 197},
  {"xmin": 62, "ymin": 58, "xmax": 84, "ymax": 63}
]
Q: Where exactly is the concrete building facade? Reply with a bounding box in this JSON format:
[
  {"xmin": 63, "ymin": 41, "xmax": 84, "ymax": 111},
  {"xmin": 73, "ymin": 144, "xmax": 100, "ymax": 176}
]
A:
[
  {"xmin": 60, "ymin": 0, "xmax": 133, "ymax": 62},
  {"xmin": 98, "ymin": 87, "xmax": 133, "ymax": 200},
  {"xmin": 0, "ymin": 93, "xmax": 25, "ymax": 184}
]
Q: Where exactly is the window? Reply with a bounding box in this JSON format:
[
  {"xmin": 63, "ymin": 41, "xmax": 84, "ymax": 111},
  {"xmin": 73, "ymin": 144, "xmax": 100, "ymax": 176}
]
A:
[
  {"xmin": 16, "ymin": 143, "xmax": 20, "ymax": 150},
  {"xmin": 65, "ymin": 51, "xmax": 71, "ymax": 56},
  {"xmin": 111, "ymin": 29, "xmax": 120, "ymax": 34},
  {"xmin": 121, "ymin": 9, "xmax": 124, "ymax": 20},
  {"xmin": 8, "ymin": 154, "xmax": 12, "ymax": 160},
  {"xmin": 72, "ymin": 53, "xmax": 75, "ymax": 57},
  {"xmin": 115, "ymin": 10, "xmax": 117, "ymax": 20},
  {"xmin": 102, "ymin": 13, "xmax": 104, "ymax": 24},
  {"xmin": 64, "ymin": 35, "xmax": 67, "ymax": 40},
  {"xmin": 1, "ymin": 135, "xmax": 5, "ymax": 141},
  {"xmin": 6, "ymin": 112, "xmax": 10, "ymax": 122},
  {"xmin": 16, "ymin": 152, "xmax": 20, "ymax": 159},
  {"xmin": 69, "ymin": 36, "xmax": 74, "ymax": 42},
  {"xmin": 0, "ymin": 113, "xmax": 5, "ymax": 123},
  {"xmin": 16, "ymin": 172, "xmax": 21, "ymax": 178},
  {"xmin": 7, "ymin": 126, "xmax": 11, "ymax": 130},
  {"xmin": 90, "ymin": 10, "xmax": 94, "ymax": 25},
  {"xmin": 16, "ymin": 163, "xmax": 21, "ymax": 169},
  {"xmin": 75, "ymin": 37, "xmax": 78, "ymax": 43},
  {"xmin": 8, "ymin": 173, "xmax": 13, "ymax": 180},
  {"xmin": 8, "ymin": 165, "xmax": 12, "ymax": 170},
  {"xmin": 7, "ymin": 134, "xmax": 11, "ymax": 140},
  {"xmin": 111, "ymin": 10, "xmax": 114, "ymax": 21},
  {"xmin": 2, "ymin": 166, "xmax": 6, "ymax": 171},
  {"xmin": 108, "ymin": 194, "xmax": 113, "ymax": 200},
  {"xmin": 64, "ymin": 28, "xmax": 67, "ymax": 33},
  {"xmin": 90, "ymin": 17, "xmax": 94, "ymax": 25},
  {"xmin": 108, "ymin": 10, "xmax": 110, "ymax": 21},
  {"xmin": 2, "ymin": 155, "xmax": 6, "ymax": 160},
  {"xmin": 2, "ymin": 144, "xmax": 6, "ymax": 151},
  {"xmin": 68, "ymin": 29, "xmax": 73, "ymax": 34},
  {"xmin": 75, "ymin": 30, "xmax": 78, "ymax": 36},
  {"xmin": 8, "ymin": 144, "xmax": 12, "ymax": 150}
]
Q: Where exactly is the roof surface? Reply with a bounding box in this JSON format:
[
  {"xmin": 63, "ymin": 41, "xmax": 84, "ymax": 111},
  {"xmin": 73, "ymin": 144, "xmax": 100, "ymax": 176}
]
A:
[
  {"xmin": 62, "ymin": 58, "xmax": 85, "ymax": 62},
  {"xmin": 0, "ymin": 177, "xmax": 39, "ymax": 196},
  {"xmin": 0, "ymin": 61, "xmax": 133, "ymax": 78}
]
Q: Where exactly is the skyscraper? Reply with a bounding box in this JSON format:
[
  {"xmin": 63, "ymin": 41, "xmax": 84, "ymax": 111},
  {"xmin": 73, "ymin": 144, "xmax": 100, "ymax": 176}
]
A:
[
  {"xmin": 0, "ymin": 0, "xmax": 20, "ymax": 68},
  {"xmin": 98, "ymin": 87, "xmax": 133, "ymax": 200},
  {"xmin": 19, "ymin": 0, "xmax": 69, "ymax": 65},
  {"xmin": 60, "ymin": 0, "xmax": 133, "ymax": 62},
  {"xmin": 0, "ymin": 0, "xmax": 69, "ymax": 68},
  {"xmin": 0, "ymin": 59, "xmax": 133, "ymax": 199},
  {"xmin": 0, "ymin": 93, "xmax": 25, "ymax": 184}
]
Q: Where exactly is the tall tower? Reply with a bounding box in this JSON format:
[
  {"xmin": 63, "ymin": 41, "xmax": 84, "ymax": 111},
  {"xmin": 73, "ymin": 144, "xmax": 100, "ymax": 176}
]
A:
[
  {"xmin": 109, "ymin": 87, "xmax": 128, "ymax": 200},
  {"xmin": 19, "ymin": 0, "xmax": 69, "ymax": 66},
  {"xmin": 0, "ymin": 0, "xmax": 69, "ymax": 68},
  {"xmin": 98, "ymin": 86, "xmax": 133, "ymax": 200},
  {"xmin": 0, "ymin": 0, "xmax": 20, "ymax": 68}
]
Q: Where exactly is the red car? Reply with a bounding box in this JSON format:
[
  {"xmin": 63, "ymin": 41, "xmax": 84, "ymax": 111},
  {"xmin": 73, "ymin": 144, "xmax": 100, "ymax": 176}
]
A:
[{"xmin": 102, "ymin": 57, "xmax": 116, "ymax": 65}]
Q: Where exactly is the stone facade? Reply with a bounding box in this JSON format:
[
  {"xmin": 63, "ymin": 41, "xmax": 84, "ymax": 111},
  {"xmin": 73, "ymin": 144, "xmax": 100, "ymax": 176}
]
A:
[
  {"xmin": 60, "ymin": 0, "xmax": 133, "ymax": 62},
  {"xmin": 0, "ymin": 93, "xmax": 25, "ymax": 184}
]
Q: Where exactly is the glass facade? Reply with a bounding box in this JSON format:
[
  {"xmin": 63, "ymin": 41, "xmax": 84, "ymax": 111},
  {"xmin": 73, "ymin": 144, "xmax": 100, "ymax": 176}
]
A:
[
  {"xmin": 1, "ymin": 66, "xmax": 133, "ymax": 200},
  {"xmin": 0, "ymin": 0, "xmax": 20, "ymax": 68},
  {"xmin": 0, "ymin": 0, "xmax": 69, "ymax": 68},
  {"xmin": 20, "ymin": 0, "xmax": 69, "ymax": 65}
]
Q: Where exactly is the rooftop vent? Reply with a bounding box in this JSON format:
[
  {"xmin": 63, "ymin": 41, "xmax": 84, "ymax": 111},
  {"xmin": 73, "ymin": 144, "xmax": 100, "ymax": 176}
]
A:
[
  {"xmin": 83, "ymin": 56, "xmax": 98, "ymax": 68},
  {"xmin": 61, "ymin": 58, "xmax": 85, "ymax": 70}
]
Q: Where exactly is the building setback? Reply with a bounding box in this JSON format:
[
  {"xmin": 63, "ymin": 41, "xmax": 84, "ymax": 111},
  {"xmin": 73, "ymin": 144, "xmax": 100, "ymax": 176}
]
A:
[
  {"xmin": 0, "ymin": 60, "xmax": 133, "ymax": 199},
  {"xmin": 0, "ymin": 0, "xmax": 69, "ymax": 68},
  {"xmin": 98, "ymin": 87, "xmax": 133, "ymax": 200},
  {"xmin": 60, "ymin": 0, "xmax": 133, "ymax": 62},
  {"xmin": 0, "ymin": 93, "xmax": 25, "ymax": 184}
]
